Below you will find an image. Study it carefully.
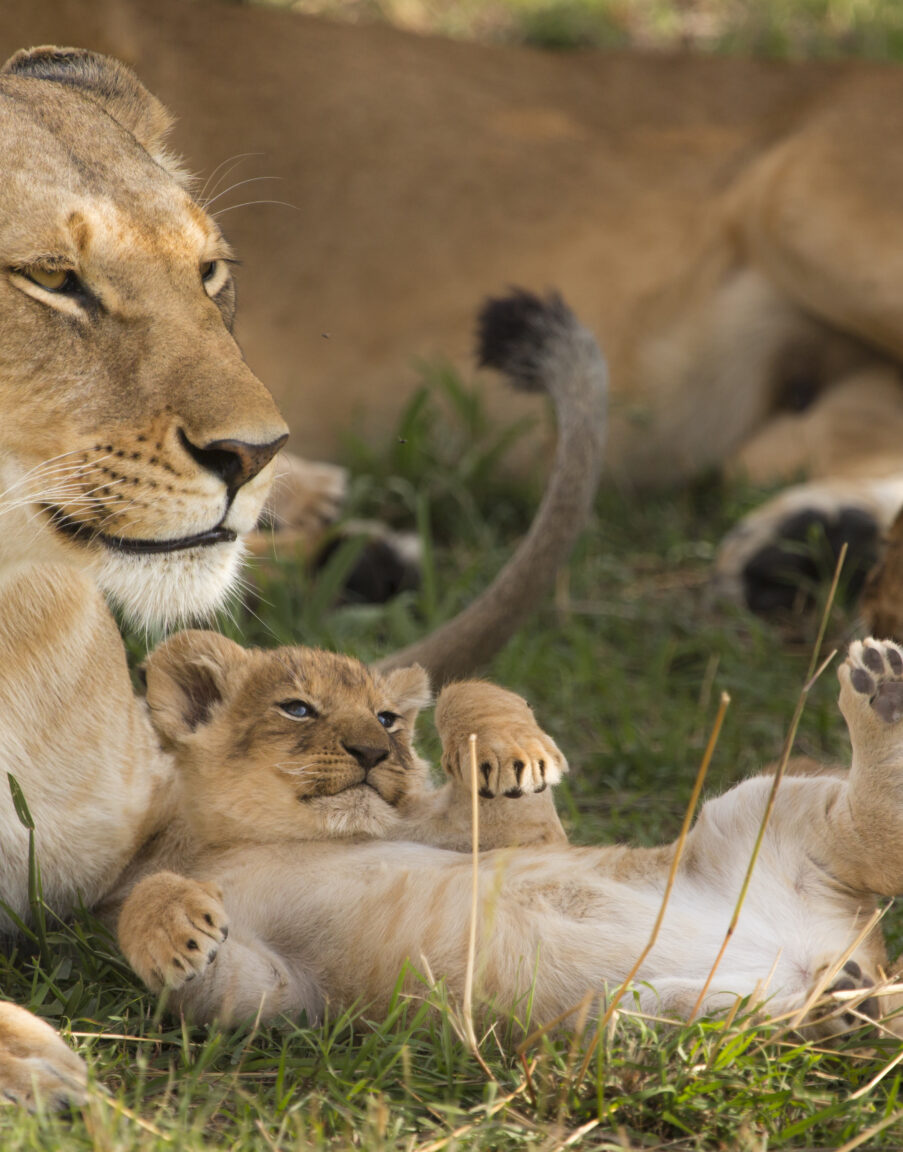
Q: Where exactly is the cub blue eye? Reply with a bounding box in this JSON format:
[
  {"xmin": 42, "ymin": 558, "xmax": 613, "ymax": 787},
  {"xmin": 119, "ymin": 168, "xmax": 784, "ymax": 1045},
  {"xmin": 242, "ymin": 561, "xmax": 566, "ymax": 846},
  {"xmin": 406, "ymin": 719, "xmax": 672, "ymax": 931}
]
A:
[
  {"xmin": 278, "ymin": 700, "xmax": 316, "ymax": 719},
  {"xmin": 377, "ymin": 711, "xmax": 399, "ymax": 728}
]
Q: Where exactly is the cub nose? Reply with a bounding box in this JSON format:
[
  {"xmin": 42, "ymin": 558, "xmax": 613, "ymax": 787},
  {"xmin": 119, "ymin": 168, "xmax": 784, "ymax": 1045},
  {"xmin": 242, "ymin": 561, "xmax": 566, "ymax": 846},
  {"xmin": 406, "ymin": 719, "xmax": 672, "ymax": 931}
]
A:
[
  {"xmin": 180, "ymin": 430, "xmax": 289, "ymax": 494},
  {"xmin": 343, "ymin": 741, "xmax": 390, "ymax": 771}
]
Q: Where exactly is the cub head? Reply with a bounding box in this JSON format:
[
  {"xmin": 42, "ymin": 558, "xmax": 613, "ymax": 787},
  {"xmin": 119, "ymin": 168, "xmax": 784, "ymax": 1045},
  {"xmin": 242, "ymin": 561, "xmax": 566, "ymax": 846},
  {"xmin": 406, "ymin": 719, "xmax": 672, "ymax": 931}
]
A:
[
  {"xmin": 145, "ymin": 631, "xmax": 433, "ymax": 844},
  {"xmin": 0, "ymin": 48, "xmax": 288, "ymax": 625}
]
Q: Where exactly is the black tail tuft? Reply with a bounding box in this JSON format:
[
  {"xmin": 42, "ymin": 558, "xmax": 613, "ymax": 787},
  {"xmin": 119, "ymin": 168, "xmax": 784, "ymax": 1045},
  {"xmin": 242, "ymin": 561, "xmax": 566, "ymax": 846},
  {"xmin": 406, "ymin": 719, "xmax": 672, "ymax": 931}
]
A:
[{"xmin": 476, "ymin": 289, "xmax": 575, "ymax": 393}]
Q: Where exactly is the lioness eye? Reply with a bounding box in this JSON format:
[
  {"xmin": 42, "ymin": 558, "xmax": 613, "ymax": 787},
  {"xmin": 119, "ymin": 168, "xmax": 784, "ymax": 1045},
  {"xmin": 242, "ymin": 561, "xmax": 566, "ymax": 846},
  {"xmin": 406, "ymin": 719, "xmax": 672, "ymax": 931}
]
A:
[
  {"xmin": 277, "ymin": 699, "xmax": 317, "ymax": 720},
  {"xmin": 377, "ymin": 711, "xmax": 400, "ymax": 729},
  {"xmin": 23, "ymin": 266, "xmax": 79, "ymax": 294},
  {"xmin": 200, "ymin": 260, "xmax": 218, "ymax": 283}
]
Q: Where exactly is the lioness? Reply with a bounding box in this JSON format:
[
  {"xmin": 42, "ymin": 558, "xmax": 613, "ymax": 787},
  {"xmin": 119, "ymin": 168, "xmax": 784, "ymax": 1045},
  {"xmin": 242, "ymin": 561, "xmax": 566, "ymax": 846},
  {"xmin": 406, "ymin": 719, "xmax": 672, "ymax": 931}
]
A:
[
  {"xmin": 110, "ymin": 630, "xmax": 902, "ymax": 1039},
  {"xmin": 0, "ymin": 46, "xmax": 604, "ymax": 1106},
  {"xmin": 4, "ymin": 0, "xmax": 903, "ymax": 607}
]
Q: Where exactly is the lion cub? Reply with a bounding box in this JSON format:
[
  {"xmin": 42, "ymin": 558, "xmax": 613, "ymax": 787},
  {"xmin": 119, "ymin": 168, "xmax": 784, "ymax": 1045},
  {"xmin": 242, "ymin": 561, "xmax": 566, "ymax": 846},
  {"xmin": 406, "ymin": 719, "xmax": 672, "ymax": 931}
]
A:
[
  {"xmin": 114, "ymin": 633, "xmax": 903, "ymax": 1037},
  {"xmin": 111, "ymin": 630, "xmax": 567, "ymax": 996}
]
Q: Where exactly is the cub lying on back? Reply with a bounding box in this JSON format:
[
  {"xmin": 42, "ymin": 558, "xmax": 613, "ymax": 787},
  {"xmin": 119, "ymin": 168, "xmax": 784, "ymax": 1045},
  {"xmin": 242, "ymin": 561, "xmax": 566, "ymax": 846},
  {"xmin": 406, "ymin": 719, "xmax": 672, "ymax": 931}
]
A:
[{"xmin": 111, "ymin": 633, "xmax": 903, "ymax": 1036}]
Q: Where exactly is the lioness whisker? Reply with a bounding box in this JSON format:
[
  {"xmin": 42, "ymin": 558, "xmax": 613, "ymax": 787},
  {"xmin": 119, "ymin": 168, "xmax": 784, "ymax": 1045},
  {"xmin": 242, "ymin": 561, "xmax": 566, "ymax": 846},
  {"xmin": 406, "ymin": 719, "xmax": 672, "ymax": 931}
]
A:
[
  {"xmin": 210, "ymin": 198, "xmax": 298, "ymax": 219},
  {"xmin": 201, "ymin": 174, "xmax": 282, "ymax": 211},
  {"xmin": 196, "ymin": 151, "xmax": 265, "ymax": 204}
]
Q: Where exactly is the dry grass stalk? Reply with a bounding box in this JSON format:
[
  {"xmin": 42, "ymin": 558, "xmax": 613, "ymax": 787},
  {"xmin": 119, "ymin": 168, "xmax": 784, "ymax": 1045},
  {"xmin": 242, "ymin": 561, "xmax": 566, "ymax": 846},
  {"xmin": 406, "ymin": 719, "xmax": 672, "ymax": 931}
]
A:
[
  {"xmin": 688, "ymin": 544, "xmax": 848, "ymax": 1021},
  {"xmin": 567, "ymin": 689, "xmax": 731, "ymax": 1084},
  {"xmin": 832, "ymin": 1106, "xmax": 903, "ymax": 1152},
  {"xmin": 457, "ymin": 731, "xmax": 496, "ymax": 1079},
  {"xmin": 688, "ymin": 648, "xmax": 836, "ymax": 1022}
]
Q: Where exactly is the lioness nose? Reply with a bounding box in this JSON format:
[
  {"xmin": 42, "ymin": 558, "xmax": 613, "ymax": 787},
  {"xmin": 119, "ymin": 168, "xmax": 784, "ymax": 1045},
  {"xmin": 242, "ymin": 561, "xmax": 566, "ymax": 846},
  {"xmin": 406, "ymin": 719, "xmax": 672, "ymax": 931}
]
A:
[
  {"xmin": 180, "ymin": 431, "xmax": 289, "ymax": 493},
  {"xmin": 343, "ymin": 741, "xmax": 389, "ymax": 771}
]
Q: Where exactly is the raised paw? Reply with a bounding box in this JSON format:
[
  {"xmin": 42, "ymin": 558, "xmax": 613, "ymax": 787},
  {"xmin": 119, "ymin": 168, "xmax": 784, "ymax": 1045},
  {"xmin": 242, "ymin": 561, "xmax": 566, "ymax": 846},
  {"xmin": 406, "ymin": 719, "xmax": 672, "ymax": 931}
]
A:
[
  {"xmin": 0, "ymin": 1001, "xmax": 87, "ymax": 1111},
  {"xmin": 118, "ymin": 871, "xmax": 229, "ymax": 993},
  {"xmin": 435, "ymin": 680, "xmax": 567, "ymax": 799},
  {"xmin": 840, "ymin": 638, "xmax": 903, "ymax": 725}
]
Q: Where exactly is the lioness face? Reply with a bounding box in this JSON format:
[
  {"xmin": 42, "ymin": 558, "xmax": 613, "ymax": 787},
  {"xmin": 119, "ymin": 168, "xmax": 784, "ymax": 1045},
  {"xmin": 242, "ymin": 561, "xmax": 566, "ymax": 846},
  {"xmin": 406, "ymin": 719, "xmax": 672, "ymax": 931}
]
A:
[
  {"xmin": 144, "ymin": 631, "xmax": 432, "ymax": 843},
  {"xmin": 0, "ymin": 49, "xmax": 289, "ymax": 626}
]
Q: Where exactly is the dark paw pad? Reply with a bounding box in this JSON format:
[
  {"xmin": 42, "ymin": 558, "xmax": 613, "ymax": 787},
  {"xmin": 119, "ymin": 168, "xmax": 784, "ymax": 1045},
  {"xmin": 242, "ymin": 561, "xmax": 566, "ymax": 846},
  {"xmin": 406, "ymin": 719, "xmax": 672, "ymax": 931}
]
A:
[
  {"xmin": 827, "ymin": 960, "xmax": 879, "ymax": 1027},
  {"xmin": 848, "ymin": 640, "xmax": 903, "ymax": 723},
  {"xmin": 874, "ymin": 681, "xmax": 903, "ymax": 723},
  {"xmin": 742, "ymin": 507, "xmax": 879, "ymax": 614}
]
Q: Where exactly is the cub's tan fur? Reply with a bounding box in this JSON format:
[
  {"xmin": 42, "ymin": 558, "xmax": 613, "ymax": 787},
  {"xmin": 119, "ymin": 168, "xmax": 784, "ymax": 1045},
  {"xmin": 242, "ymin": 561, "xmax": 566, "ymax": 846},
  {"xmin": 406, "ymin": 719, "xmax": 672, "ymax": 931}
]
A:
[
  {"xmin": 115, "ymin": 633, "xmax": 903, "ymax": 1039},
  {"xmin": 111, "ymin": 635, "xmax": 567, "ymax": 997}
]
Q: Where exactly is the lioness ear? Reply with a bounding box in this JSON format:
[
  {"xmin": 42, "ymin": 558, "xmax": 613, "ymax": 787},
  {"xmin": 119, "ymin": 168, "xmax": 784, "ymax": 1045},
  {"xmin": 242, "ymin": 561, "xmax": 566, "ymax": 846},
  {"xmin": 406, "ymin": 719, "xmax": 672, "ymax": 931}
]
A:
[
  {"xmin": 1, "ymin": 47, "xmax": 184, "ymax": 179},
  {"xmin": 145, "ymin": 631, "xmax": 248, "ymax": 747},
  {"xmin": 382, "ymin": 664, "xmax": 432, "ymax": 726}
]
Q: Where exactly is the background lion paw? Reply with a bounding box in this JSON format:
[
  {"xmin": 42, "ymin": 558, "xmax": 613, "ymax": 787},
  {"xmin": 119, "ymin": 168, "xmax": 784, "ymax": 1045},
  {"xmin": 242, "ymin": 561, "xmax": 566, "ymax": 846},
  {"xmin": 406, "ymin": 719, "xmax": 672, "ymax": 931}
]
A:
[
  {"xmin": 118, "ymin": 871, "xmax": 229, "ymax": 993},
  {"xmin": 712, "ymin": 481, "xmax": 890, "ymax": 615},
  {"xmin": 0, "ymin": 1002, "xmax": 87, "ymax": 1111},
  {"xmin": 262, "ymin": 452, "xmax": 348, "ymax": 536},
  {"xmin": 436, "ymin": 681, "xmax": 567, "ymax": 799}
]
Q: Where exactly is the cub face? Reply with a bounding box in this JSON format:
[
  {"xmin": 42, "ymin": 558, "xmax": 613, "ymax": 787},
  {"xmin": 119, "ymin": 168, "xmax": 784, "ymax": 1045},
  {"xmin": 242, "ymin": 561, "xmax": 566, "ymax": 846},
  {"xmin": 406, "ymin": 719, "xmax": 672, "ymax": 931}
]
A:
[
  {"xmin": 145, "ymin": 631, "xmax": 432, "ymax": 844},
  {"xmin": 0, "ymin": 48, "xmax": 288, "ymax": 626}
]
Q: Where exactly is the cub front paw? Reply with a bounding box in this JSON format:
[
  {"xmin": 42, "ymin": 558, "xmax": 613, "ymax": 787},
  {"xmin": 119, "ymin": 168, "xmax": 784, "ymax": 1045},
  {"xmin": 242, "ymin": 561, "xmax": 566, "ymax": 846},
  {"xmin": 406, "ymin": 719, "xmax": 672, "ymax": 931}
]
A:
[
  {"xmin": 840, "ymin": 638, "xmax": 903, "ymax": 725},
  {"xmin": 118, "ymin": 871, "xmax": 229, "ymax": 993},
  {"xmin": 0, "ymin": 1002, "xmax": 87, "ymax": 1111},
  {"xmin": 436, "ymin": 681, "xmax": 567, "ymax": 799}
]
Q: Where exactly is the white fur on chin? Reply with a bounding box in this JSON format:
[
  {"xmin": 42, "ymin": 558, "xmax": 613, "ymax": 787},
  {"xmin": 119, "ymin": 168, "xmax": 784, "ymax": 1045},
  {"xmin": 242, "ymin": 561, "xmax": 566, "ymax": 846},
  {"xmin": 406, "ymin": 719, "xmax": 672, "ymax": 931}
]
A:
[{"xmin": 98, "ymin": 538, "xmax": 246, "ymax": 630}]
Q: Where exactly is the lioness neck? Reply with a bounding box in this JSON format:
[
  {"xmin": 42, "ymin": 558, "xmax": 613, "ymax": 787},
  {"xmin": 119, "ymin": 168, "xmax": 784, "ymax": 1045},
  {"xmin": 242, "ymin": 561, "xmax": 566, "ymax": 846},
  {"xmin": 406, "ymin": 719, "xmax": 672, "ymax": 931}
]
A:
[{"xmin": 0, "ymin": 564, "xmax": 175, "ymax": 923}]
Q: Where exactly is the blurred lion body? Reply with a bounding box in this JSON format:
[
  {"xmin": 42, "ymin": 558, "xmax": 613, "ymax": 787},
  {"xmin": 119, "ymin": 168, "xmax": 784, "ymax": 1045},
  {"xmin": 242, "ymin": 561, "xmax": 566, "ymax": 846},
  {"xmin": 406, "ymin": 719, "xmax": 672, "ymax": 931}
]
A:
[{"xmin": 4, "ymin": 0, "xmax": 903, "ymax": 490}]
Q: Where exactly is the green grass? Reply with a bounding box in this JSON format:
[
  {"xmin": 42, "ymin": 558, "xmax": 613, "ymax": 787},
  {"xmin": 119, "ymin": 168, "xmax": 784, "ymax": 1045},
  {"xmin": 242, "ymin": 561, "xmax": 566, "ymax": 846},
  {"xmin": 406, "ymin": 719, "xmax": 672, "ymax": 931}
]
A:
[
  {"xmin": 252, "ymin": 0, "xmax": 903, "ymax": 59},
  {"xmin": 3, "ymin": 365, "xmax": 903, "ymax": 1148}
]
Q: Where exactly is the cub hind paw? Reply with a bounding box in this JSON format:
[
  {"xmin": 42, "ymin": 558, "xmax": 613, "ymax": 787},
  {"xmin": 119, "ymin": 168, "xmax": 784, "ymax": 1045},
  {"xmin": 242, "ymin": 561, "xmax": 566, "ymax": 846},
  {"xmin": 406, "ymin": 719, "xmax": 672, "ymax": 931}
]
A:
[{"xmin": 841, "ymin": 639, "xmax": 903, "ymax": 724}]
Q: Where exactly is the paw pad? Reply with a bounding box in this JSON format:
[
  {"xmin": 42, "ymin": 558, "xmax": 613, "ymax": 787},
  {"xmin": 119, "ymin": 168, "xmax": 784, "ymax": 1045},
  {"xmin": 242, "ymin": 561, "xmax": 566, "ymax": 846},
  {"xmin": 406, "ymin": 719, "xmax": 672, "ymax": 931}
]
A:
[
  {"xmin": 846, "ymin": 639, "xmax": 903, "ymax": 724},
  {"xmin": 826, "ymin": 961, "xmax": 879, "ymax": 1028}
]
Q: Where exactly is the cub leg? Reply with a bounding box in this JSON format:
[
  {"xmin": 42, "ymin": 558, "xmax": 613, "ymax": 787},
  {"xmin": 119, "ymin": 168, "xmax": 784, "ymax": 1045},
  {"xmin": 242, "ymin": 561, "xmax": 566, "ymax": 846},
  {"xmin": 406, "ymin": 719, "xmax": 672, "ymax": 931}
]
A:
[
  {"xmin": 400, "ymin": 680, "xmax": 568, "ymax": 850},
  {"xmin": 118, "ymin": 871, "xmax": 229, "ymax": 993},
  {"xmin": 827, "ymin": 638, "xmax": 903, "ymax": 894},
  {"xmin": 170, "ymin": 932, "xmax": 323, "ymax": 1028},
  {"xmin": 0, "ymin": 1002, "xmax": 87, "ymax": 1110}
]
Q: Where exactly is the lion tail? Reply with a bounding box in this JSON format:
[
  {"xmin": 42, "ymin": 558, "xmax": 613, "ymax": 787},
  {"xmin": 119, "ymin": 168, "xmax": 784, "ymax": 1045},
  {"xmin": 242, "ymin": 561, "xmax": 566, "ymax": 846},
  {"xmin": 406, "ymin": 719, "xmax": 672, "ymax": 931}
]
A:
[{"xmin": 377, "ymin": 289, "xmax": 607, "ymax": 684}]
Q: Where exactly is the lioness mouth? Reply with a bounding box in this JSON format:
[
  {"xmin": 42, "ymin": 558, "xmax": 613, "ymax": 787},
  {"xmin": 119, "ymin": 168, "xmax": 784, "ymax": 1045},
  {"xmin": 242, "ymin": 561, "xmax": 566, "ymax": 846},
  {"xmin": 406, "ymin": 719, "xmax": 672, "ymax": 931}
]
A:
[{"xmin": 41, "ymin": 504, "xmax": 237, "ymax": 555}]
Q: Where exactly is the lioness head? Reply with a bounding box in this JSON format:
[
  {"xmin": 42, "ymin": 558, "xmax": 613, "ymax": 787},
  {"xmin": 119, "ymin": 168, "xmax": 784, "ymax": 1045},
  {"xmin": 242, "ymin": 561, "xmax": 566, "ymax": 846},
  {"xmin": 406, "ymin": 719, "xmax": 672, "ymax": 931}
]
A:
[
  {"xmin": 145, "ymin": 631, "xmax": 432, "ymax": 843},
  {"xmin": 0, "ymin": 48, "xmax": 288, "ymax": 625}
]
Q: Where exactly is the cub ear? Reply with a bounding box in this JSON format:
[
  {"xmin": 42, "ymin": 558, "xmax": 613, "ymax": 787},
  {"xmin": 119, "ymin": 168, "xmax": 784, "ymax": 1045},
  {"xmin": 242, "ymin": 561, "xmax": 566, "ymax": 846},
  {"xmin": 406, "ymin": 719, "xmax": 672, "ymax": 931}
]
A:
[
  {"xmin": 1, "ymin": 47, "xmax": 184, "ymax": 178},
  {"xmin": 145, "ymin": 631, "xmax": 248, "ymax": 747},
  {"xmin": 381, "ymin": 664, "xmax": 432, "ymax": 726}
]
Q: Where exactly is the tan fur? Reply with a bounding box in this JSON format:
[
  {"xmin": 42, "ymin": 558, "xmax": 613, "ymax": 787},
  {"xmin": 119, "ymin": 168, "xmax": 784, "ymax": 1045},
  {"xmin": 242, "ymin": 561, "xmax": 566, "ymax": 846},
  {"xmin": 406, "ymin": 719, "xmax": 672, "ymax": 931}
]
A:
[
  {"xmin": 0, "ymin": 45, "xmax": 289, "ymax": 1108},
  {"xmin": 0, "ymin": 1002, "xmax": 88, "ymax": 1109},
  {"xmin": 0, "ymin": 45, "xmax": 288, "ymax": 923},
  {"xmin": 110, "ymin": 634, "xmax": 566, "ymax": 993},
  {"xmin": 113, "ymin": 633, "xmax": 903, "ymax": 1041},
  {"xmin": 3, "ymin": 0, "xmax": 903, "ymax": 497},
  {"xmin": 0, "ymin": 46, "xmax": 607, "ymax": 1105}
]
